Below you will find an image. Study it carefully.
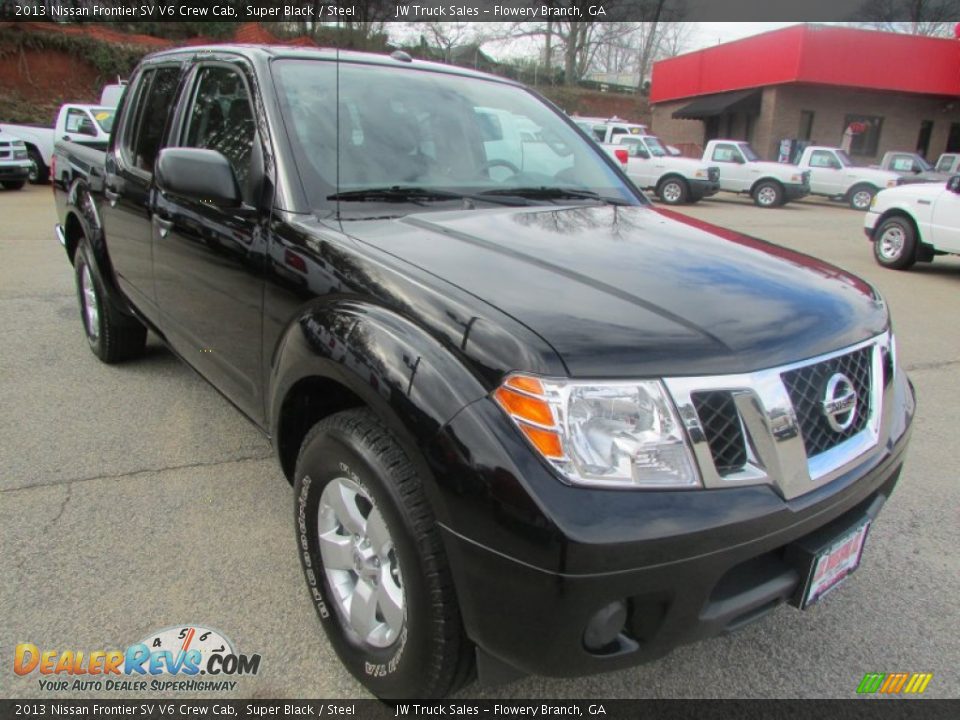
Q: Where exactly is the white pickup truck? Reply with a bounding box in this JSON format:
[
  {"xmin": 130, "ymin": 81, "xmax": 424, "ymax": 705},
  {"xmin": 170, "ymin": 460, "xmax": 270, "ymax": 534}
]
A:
[
  {"xmin": 605, "ymin": 134, "xmax": 719, "ymax": 204},
  {"xmin": 935, "ymin": 153, "xmax": 960, "ymax": 175},
  {"xmin": 574, "ymin": 116, "xmax": 650, "ymax": 145},
  {"xmin": 703, "ymin": 139, "xmax": 810, "ymax": 207},
  {"xmin": 864, "ymin": 176, "xmax": 960, "ymax": 269},
  {"xmin": 795, "ymin": 146, "xmax": 901, "ymax": 210},
  {"xmin": 0, "ymin": 130, "xmax": 31, "ymax": 190},
  {"xmin": 1, "ymin": 103, "xmax": 117, "ymax": 184}
]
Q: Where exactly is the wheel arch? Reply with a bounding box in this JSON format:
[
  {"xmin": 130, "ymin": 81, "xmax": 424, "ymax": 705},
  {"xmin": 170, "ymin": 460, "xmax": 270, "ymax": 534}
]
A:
[
  {"xmin": 749, "ymin": 176, "xmax": 784, "ymax": 195},
  {"xmin": 657, "ymin": 173, "xmax": 687, "ymax": 190},
  {"xmin": 847, "ymin": 182, "xmax": 879, "ymax": 200},
  {"xmin": 269, "ymin": 302, "xmax": 489, "ymax": 512},
  {"xmin": 874, "ymin": 207, "xmax": 920, "ymax": 239}
]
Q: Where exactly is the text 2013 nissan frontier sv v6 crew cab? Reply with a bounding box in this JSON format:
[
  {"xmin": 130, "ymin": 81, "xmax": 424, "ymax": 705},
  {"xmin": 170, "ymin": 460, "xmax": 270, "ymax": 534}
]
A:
[{"xmin": 53, "ymin": 46, "xmax": 915, "ymax": 699}]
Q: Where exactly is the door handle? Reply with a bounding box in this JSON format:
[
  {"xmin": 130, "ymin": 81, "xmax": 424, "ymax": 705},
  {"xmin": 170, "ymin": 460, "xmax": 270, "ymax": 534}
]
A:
[
  {"xmin": 104, "ymin": 187, "xmax": 120, "ymax": 207},
  {"xmin": 154, "ymin": 215, "xmax": 174, "ymax": 239}
]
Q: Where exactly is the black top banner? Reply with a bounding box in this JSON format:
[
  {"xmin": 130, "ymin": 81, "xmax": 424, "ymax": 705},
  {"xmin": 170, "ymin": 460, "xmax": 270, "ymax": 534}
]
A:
[
  {"xmin": 0, "ymin": 0, "xmax": 948, "ymax": 23},
  {"xmin": 1, "ymin": 700, "xmax": 959, "ymax": 720}
]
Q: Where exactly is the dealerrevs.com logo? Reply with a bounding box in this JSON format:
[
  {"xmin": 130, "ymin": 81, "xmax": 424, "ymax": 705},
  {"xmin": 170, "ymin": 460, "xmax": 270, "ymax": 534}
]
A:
[{"xmin": 14, "ymin": 625, "xmax": 261, "ymax": 692}]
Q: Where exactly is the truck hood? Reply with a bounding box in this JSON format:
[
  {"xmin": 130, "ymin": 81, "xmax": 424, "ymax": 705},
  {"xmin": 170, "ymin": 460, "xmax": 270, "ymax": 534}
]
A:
[
  {"xmin": 653, "ymin": 156, "xmax": 713, "ymax": 173},
  {"xmin": 844, "ymin": 166, "xmax": 900, "ymax": 185},
  {"xmin": 751, "ymin": 160, "xmax": 803, "ymax": 178},
  {"xmin": 343, "ymin": 204, "xmax": 888, "ymax": 377},
  {"xmin": 896, "ymin": 171, "xmax": 951, "ymax": 184}
]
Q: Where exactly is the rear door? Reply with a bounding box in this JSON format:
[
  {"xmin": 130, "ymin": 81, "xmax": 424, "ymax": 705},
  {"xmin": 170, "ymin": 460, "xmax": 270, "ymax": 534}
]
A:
[
  {"xmin": 151, "ymin": 61, "xmax": 268, "ymax": 423},
  {"xmin": 102, "ymin": 63, "xmax": 184, "ymax": 322}
]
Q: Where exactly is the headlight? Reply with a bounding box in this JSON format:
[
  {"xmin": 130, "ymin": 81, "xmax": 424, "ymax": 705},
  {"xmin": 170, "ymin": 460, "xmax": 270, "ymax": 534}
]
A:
[
  {"xmin": 494, "ymin": 374, "xmax": 700, "ymax": 489},
  {"xmin": 13, "ymin": 148, "xmax": 27, "ymax": 160},
  {"xmin": 694, "ymin": 170, "xmax": 706, "ymax": 178},
  {"xmin": 870, "ymin": 194, "xmax": 877, "ymax": 208},
  {"xmin": 790, "ymin": 174, "xmax": 802, "ymax": 183}
]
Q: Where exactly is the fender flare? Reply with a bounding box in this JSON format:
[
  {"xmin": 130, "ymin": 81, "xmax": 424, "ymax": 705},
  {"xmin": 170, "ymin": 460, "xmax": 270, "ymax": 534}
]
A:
[
  {"xmin": 62, "ymin": 179, "xmax": 133, "ymax": 317},
  {"xmin": 268, "ymin": 300, "xmax": 490, "ymax": 522}
]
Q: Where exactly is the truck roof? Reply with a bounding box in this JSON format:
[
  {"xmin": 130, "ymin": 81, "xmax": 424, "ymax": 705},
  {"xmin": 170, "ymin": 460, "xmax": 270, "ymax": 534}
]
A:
[{"xmin": 141, "ymin": 44, "xmax": 518, "ymax": 86}]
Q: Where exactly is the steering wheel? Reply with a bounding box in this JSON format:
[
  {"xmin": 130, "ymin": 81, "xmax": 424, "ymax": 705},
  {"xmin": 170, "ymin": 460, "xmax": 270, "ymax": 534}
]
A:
[{"xmin": 478, "ymin": 158, "xmax": 521, "ymax": 180}]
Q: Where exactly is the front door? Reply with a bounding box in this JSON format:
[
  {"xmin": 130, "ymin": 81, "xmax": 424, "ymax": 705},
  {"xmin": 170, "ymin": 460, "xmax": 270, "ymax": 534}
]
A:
[
  {"xmin": 930, "ymin": 187, "xmax": 960, "ymax": 253},
  {"xmin": 806, "ymin": 149, "xmax": 844, "ymax": 196},
  {"xmin": 152, "ymin": 63, "xmax": 268, "ymax": 423}
]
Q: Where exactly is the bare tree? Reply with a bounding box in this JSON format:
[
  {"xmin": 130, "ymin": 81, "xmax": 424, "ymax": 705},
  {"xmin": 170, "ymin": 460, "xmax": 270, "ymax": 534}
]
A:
[
  {"xmin": 418, "ymin": 22, "xmax": 479, "ymax": 62},
  {"xmin": 852, "ymin": 0, "xmax": 960, "ymax": 36}
]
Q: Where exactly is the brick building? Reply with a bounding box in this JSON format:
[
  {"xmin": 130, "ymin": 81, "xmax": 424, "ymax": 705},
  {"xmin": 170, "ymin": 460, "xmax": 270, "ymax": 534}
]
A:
[{"xmin": 650, "ymin": 24, "xmax": 960, "ymax": 163}]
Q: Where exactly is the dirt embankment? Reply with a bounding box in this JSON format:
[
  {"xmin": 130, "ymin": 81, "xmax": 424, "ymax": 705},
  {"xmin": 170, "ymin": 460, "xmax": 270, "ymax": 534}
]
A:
[{"xmin": 0, "ymin": 48, "xmax": 104, "ymax": 124}]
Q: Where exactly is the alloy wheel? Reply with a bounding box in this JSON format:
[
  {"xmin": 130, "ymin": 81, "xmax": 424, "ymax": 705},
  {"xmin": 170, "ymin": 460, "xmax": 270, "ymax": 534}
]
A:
[
  {"xmin": 852, "ymin": 190, "xmax": 873, "ymax": 210},
  {"xmin": 878, "ymin": 225, "xmax": 905, "ymax": 261},
  {"xmin": 80, "ymin": 264, "xmax": 100, "ymax": 340},
  {"xmin": 661, "ymin": 182, "xmax": 682, "ymax": 203},
  {"xmin": 317, "ymin": 476, "xmax": 405, "ymax": 648}
]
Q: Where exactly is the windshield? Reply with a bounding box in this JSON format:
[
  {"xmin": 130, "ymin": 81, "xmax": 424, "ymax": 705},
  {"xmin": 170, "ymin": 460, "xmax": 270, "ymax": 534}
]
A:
[
  {"xmin": 643, "ymin": 136, "xmax": 668, "ymax": 157},
  {"xmin": 936, "ymin": 155, "xmax": 956, "ymax": 173},
  {"xmin": 91, "ymin": 107, "xmax": 116, "ymax": 133},
  {"xmin": 738, "ymin": 143, "xmax": 760, "ymax": 162},
  {"xmin": 915, "ymin": 155, "xmax": 934, "ymax": 172},
  {"xmin": 835, "ymin": 150, "xmax": 855, "ymax": 167},
  {"xmin": 272, "ymin": 60, "xmax": 640, "ymax": 212}
]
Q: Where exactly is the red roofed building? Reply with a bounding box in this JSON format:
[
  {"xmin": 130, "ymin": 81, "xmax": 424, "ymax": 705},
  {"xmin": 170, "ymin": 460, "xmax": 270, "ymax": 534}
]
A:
[{"xmin": 650, "ymin": 24, "xmax": 960, "ymax": 163}]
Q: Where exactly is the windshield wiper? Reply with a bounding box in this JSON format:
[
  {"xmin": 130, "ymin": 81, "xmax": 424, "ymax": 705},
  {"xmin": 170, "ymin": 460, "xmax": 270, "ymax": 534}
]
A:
[
  {"xmin": 478, "ymin": 186, "xmax": 630, "ymax": 205},
  {"xmin": 327, "ymin": 186, "xmax": 469, "ymax": 203},
  {"xmin": 328, "ymin": 185, "xmax": 527, "ymax": 207}
]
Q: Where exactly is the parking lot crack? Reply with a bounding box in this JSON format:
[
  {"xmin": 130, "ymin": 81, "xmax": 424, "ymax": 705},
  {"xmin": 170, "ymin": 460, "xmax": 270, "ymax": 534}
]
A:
[
  {"xmin": 0, "ymin": 452, "xmax": 274, "ymax": 495},
  {"xmin": 904, "ymin": 358, "xmax": 960, "ymax": 372}
]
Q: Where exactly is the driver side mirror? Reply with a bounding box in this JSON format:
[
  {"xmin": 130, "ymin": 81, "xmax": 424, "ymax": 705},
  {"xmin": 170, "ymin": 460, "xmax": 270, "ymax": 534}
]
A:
[
  {"xmin": 156, "ymin": 148, "xmax": 242, "ymax": 207},
  {"xmin": 947, "ymin": 175, "xmax": 960, "ymax": 194}
]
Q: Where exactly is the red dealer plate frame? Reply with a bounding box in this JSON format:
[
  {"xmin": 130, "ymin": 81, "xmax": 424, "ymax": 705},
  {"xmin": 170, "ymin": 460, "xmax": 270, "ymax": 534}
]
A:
[{"xmin": 801, "ymin": 520, "xmax": 871, "ymax": 609}]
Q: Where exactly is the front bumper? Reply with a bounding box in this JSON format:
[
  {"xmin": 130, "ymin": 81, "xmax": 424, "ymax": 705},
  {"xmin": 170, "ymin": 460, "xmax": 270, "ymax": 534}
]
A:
[
  {"xmin": 783, "ymin": 182, "xmax": 810, "ymax": 201},
  {"xmin": 0, "ymin": 162, "xmax": 30, "ymax": 181},
  {"xmin": 689, "ymin": 178, "xmax": 720, "ymax": 200},
  {"xmin": 863, "ymin": 210, "xmax": 881, "ymax": 238},
  {"xmin": 430, "ymin": 371, "xmax": 914, "ymax": 678}
]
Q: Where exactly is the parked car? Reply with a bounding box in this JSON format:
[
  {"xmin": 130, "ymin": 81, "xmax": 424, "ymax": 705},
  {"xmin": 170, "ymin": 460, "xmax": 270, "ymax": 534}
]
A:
[
  {"xmin": 0, "ymin": 130, "xmax": 31, "ymax": 190},
  {"xmin": 876, "ymin": 151, "xmax": 951, "ymax": 185},
  {"xmin": 935, "ymin": 153, "xmax": 960, "ymax": 175},
  {"xmin": 865, "ymin": 174, "xmax": 960, "ymax": 269},
  {"xmin": 573, "ymin": 115, "xmax": 649, "ymax": 144},
  {"xmin": 703, "ymin": 139, "xmax": 810, "ymax": 207},
  {"xmin": 605, "ymin": 134, "xmax": 720, "ymax": 204},
  {"xmin": 794, "ymin": 146, "xmax": 901, "ymax": 210},
  {"xmin": 54, "ymin": 45, "xmax": 914, "ymax": 700},
  {"xmin": 1, "ymin": 103, "xmax": 117, "ymax": 184}
]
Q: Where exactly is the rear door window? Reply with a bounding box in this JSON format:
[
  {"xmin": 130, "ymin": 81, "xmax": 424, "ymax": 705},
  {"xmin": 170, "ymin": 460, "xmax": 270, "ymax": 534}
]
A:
[{"xmin": 126, "ymin": 66, "xmax": 182, "ymax": 174}]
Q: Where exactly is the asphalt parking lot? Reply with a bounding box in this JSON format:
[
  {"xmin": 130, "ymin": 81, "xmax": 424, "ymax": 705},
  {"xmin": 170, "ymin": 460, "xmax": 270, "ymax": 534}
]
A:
[{"xmin": 2, "ymin": 185, "xmax": 958, "ymax": 700}]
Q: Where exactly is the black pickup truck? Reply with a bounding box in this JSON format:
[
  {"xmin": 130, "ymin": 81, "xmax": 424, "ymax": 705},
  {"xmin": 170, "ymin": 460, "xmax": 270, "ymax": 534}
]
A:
[{"xmin": 54, "ymin": 46, "xmax": 915, "ymax": 699}]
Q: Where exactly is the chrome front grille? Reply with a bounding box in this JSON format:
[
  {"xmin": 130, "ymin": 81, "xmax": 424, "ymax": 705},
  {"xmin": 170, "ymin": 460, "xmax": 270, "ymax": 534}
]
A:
[
  {"xmin": 781, "ymin": 346, "xmax": 872, "ymax": 457},
  {"xmin": 667, "ymin": 335, "xmax": 889, "ymax": 500},
  {"xmin": 691, "ymin": 391, "xmax": 747, "ymax": 475}
]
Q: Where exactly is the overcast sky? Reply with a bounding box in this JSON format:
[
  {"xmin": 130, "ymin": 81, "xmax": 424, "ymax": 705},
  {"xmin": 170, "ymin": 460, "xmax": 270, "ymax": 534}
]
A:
[{"xmin": 687, "ymin": 22, "xmax": 800, "ymax": 50}]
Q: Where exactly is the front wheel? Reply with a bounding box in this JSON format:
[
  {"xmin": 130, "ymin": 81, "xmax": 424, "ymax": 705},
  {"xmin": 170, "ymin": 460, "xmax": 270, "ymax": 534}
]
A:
[
  {"xmin": 27, "ymin": 147, "xmax": 49, "ymax": 184},
  {"xmin": 873, "ymin": 217, "xmax": 917, "ymax": 270},
  {"xmin": 848, "ymin": 184, "xmax": 877, "ymax": 211},
  {"xmin": 753, "ymin": 181, "xmax": 783, "ymax": 208},
  {"xmin": 294, "ymin": 409, "xmax": 473, "ymax": 699},
  {"xmin": 657, "ymin": 178, "xmax": 689, "ymax": 205}
]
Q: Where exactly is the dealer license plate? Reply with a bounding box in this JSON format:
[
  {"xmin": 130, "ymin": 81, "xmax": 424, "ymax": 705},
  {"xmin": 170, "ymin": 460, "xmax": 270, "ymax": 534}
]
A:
[{"xmin": 801, "ymin": 520, "xmax": 870, "ymax": 608}]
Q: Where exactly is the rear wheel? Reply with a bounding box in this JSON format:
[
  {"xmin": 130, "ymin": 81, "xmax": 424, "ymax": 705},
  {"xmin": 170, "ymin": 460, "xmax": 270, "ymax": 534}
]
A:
[
  {"xmin": 74, "ymin": 243, "xmax": 147, "ymax": 362},
  {"xmin": 848, "ymin": 184, "xmax": 876, "ymax": 211},
  {"xmin": 294, "ymin": 409, "xmax": 473, "ymax": 699},
  {"xmin": 753, "ymin": 181, "xmax": 783, "ymax": 208},
  {"xmin": 1, "ymin": 181, "xmax": 25, "ymax": 190},
  {"xmin": 873, "ymin": 217, "xmax": 917, "ymax": 270},
  {"xmin": 657, "ymin": 177, "xmax": 689, "ymax": 205},
  {"xmin": 27, "ymin": 147, "xmax": 49, "ymax": 184}
]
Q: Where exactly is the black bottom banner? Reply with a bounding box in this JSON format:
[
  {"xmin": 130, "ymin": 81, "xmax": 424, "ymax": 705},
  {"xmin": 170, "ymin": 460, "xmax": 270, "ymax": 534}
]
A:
[{"xmin": 2, "ymin": 699, "xmax": 958, "ymax": 720}]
